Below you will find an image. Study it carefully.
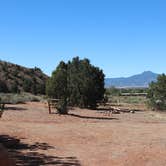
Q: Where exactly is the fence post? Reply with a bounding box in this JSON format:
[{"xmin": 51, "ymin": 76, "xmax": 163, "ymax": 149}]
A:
[{"xmin": 48, "ymin": 100, "xmax": 51, "ymax": 114}]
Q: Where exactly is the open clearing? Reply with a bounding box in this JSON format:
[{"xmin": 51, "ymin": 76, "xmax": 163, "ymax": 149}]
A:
[{"xmin": 1, "ymin": 102, "xmax": 166, "ymax": 166}]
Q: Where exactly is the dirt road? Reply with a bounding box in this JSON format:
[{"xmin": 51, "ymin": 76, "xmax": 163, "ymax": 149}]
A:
[{"xmin": 0, "ymin": 102, "xmax": 166, "ymax": 166}]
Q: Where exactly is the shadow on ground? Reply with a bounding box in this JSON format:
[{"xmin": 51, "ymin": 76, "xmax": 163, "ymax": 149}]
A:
[
  {"xmin": 96, "ymin": 108, "xmax": 113, "ymax": 111},
  {"xmin": 68, "ymin": 113, "xmax": 118, "ymax": 120},
  {"xmin": 5, "ymin": 106, "xmax": 27, "ymax": 111},
  {"xmin": 0, "ymin": 135, "xmax": 81, "ymax": 166}
]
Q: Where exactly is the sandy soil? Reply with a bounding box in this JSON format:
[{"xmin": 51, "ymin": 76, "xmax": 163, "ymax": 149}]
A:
[{"xmin": 0, "ymin": 102, "xmax": 166, "ymax": 166}]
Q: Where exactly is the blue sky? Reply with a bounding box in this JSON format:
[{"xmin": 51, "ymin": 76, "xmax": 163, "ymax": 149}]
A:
[{"xmin": 0, "ymin": 0, "xmax": 166, "ymax": 77}]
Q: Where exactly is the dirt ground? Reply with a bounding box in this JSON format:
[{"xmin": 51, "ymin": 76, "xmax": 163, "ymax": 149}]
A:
[{"xmin": 1, "ymin": 102, "xmax": 166, "ymax": 166}]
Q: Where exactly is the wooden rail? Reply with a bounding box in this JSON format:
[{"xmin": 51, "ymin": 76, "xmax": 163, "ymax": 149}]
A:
[{"xmin": 47, "ymin": 99, "xmax": 59, "ymax": 114}]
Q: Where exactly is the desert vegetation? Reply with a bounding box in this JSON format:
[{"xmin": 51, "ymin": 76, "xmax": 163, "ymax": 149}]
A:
[
  {"xmin": 46, "ymin": 57, "xmax": 105, "ymax": 114},
  {"xmin": 0, "ymin": 93, "xmax": 42, "ymax": 104},
  {"xmin": 147, "ymin": 74, "xmax": 166, "ymax": 110},
  {"xmin": 105, "ymin": 87, "xmax": 147, "ymax": 105},
  {"xmin": 0, "ymin": 61, "xmax": 48, "ymax": 94}
]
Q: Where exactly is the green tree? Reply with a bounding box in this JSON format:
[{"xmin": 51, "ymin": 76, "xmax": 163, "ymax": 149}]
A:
[
  {"xmin": 46, "ymin": 61, "xmax": 68, "ymax": 114},
  {"xmin": 10, "ymin": 81, "xmax": 19, "ymax": 93},
  {"xmin": 46, "ymin": 57, "xmax": 105, "ymax": 113},
  {"xmin": 106, "ymin": 86, "xmax": 120, "ymax": 97},
  {"xmin": 67, "ymin": 57, "xmax": 105, "ymax": 108},
  {"xmin": 23, "ymin": 79, "xmax": 32, "ymax": 92},
  {"xmin": 0, "ymin": 80, "xmax": 8, "ymax": 93},
  {"xmin": 147, "ymin": 74, "xmax": 166, "ymax": 110}
]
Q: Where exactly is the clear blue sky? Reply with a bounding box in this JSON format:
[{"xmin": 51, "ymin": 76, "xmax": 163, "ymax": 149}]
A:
[{"xmin": 0, "ymin": 0, "xmax": 166, "ymax": 78}]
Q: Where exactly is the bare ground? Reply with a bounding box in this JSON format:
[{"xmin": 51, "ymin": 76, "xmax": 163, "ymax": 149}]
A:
[{"xmin": 1, "ymin": 102, "xmax": 166, "ymax": 166}]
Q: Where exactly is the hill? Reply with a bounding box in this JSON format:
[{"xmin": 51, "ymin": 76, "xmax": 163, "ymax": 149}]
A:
[
  {"xmin": 105, "ymin": 71, "xmax": 159, "ymax": 88},
  {"xmin": 0, "ymin": 60, "xmax": 48, "ymax": 94}
]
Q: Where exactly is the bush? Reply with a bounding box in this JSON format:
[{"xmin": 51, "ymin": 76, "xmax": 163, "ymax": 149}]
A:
[
  {"xmin": 106, "ymin": 87, "xmax": 120, "ymax": 96},
  {"xmin": 0, "ymin": 93, "xmax": 42, "ymax": 104},
  {"xmin": 147, "ymin": 74, "xmax": 166, "ymax": 110},
  {"xmin": 0, "ymin": 80, "xmax": 8, "ymax": 93}
]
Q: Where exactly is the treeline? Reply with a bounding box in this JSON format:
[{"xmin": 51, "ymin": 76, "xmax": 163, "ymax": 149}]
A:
[
  {"xmin": 46, "ymin": 57, "xmax": 105, "ymax": 114},
  {"xmin": 106, "ymin": 87, "xmax": 148, "ymax": 96},
  {"xmin": 0, "ymin": 61, "xmax": 48, "ymax": 94},
  {"xmin": 106, "ymin": 74, "xmax": 166, "ymax": 111}
]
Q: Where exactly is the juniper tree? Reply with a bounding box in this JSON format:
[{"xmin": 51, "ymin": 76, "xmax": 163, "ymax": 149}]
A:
[
  {"xmin": 147, "ymin": 74, "xmax": 166, "ymax": 110},
  {"xmin": 46, "ymin": 57, "xmax": 105, "ymax": 113}
]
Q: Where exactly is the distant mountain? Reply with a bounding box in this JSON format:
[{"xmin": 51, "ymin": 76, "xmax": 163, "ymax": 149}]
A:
[
  {"xmin": 0, "ymin": 60, "xmax": 49, "ymax": 94},
  {"xmin": 105, "ymin": 71, "xmax": 159, "ymax": 88}
]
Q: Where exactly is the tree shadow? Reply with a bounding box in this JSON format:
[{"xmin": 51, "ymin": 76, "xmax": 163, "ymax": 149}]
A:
[
  {"xmin": 96, "ymin": 107, "xmax": 113, "ymax": 111},
  {"xmin": 132, "ymin": 109, "xmax": 144, "ymax": 112},
  {"xmin": 4, "ymin": 105, "xmax": 27, "ymax": 111},
  {"xmin": 116, "ymin": 109, "xmax": 144, "ymax": 113},
  {"xmin": 68, "ymin": 113, "xmax": 118, "ymax": 120},
  {"xmin": 97, "ymin": 107, "xmax": 144, "ymax": 113},
  {"xmin": 0, "ymin": 135, "xmax": 81, "ymax": 166}
]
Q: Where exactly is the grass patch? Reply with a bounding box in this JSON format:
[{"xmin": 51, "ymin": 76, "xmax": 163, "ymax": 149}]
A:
[
  {"xmin": 109, "ymin": 95, "xmax": 147, "ymax": 105},
  {"xmin": 0, "ymin": 93, "xmax": 43, "ymax": 104}
]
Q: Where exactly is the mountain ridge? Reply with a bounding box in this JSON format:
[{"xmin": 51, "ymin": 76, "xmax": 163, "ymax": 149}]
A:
[{"xmin": 105, "ymin": 71, "xmax": 159, "ymax": 88}]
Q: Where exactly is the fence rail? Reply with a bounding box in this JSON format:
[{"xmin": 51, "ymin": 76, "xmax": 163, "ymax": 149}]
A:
[{"xmin": 47, "ymin": 99, "xmax": 60, "ymax": 114}]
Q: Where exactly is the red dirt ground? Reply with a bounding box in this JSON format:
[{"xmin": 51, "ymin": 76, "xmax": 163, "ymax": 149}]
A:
[{"xmin": 1, "ymin": 102, "xmax": 166, "ymax": 166}]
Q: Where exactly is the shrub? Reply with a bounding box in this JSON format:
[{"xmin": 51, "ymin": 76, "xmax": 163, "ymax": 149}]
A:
[
  {"xmin": 147, "ymin": 74, "xmax": 166, "ymax": 110},
  {"xmin": 0, "ymin": 93, "xmax": 42, "ymax": 104},
  {"xmin": 0, "ymin": 80, "xmax": 8, "ymax": 93}
]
